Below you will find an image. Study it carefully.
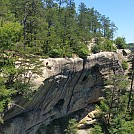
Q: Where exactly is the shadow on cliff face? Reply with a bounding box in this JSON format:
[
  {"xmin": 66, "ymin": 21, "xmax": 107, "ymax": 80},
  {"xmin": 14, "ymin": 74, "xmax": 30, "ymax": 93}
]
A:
[
  {"xmin": 36, "ymin": 108, "xmax": 87, "ymax": 134},
  {"xmin": 36, "ymin": 104, "xmax": 98, "ymax": 134},
  {"xmin": 2, "ymin": 62, "xmax": 104, "ymax": 134},
  {"xmin": 1, "ymin": 53, "xmax": 123, "ymax": 134},
  {"xmin": 35, "ymin": 62, "xmax": 105, "ymax": 134}
]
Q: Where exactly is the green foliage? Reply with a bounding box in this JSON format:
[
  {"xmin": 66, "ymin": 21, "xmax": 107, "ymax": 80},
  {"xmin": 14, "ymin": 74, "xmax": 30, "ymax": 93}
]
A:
[
  {"xmin": 94, "ymin": 73, "xmax": 134, "ymax": 134},
  {"xmin": 3, "ymin": 0, "xmax": 118, "ymax": 57},
  {"xmin": 73, "ymin": 42, "xmax": 90, "ymax": 58},
  {"xmin": 107, "ymin": 117, "xmax": 134, "ymax": 134},
  {"xmin": 0, "ymin": 0, "xmax": 123, "ymax": 125},
  {"xmin": 91, "ymin": 38, "xmax": 116, "ymax": 53},
  {"xmin": 65, "ymin": 119, "xmax": 78, "ymax": 134},
  {"xmin": 0, "ymin": 85, "xmax": 14, "ymax": 112},
  {"xmin": 122, "ymin": 60, "xmax": 128, "ymax": 70},
  {"xmin": 0, "ymin": 21, "xmax": 22, "ymax": 50},
  {"xmin": 101, "ymin": 39, "xmax": 116, "ymax": 51},
  {"xmin": 114, "ymin": 37, "xmax": 127, "ymax": 49},
  {"xmin": 121, "ymin": 120, "xmax": 134, "ymax": 134},
  {"xmin": 97, "ymin": 100, "xmax": 109, "ymax": 113},
  {"xmin": 127, "ymin": 43, "xmax": 134, "ymax": 51},
  {"xmin": 90, "ymin": 124, "xmax": 103, "ymax": 134},
  {"xmin": 91, "ymin": 43, "xmax": 101, "ymax": 53},
  {"xmin": 48, "ymin": 48, "xmax": 62, "ymax": 58}
]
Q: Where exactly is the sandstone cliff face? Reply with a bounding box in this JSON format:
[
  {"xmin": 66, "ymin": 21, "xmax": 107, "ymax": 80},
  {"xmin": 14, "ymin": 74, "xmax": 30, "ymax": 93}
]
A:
[{"xmin": 0, "ymin": 52, "xmax": 123, "ymax": 134}]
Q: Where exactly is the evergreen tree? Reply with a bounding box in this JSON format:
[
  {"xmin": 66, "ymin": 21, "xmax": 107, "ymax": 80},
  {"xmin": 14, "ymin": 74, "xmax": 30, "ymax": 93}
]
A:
[
  {"xmin": 90, "ymin": 124, "xmax": 103, "ymax": 134},
  {"xmin": 89, "ymin": 8, "xmax": 102, "ymax": 37},
  {"xmin": 95, "ymin": 73, "xmax": 134, "ymax": 133},
  {"xmin": 65, "ymin": 119, "xmax": 78, "ymax": 134},
  {"xmin": 101, "ymin": 15, "xmax": 111, "ymax": 38},
  {"xmin": 9, "ymin": 0, "xmax": 46, "ymax": 53}
]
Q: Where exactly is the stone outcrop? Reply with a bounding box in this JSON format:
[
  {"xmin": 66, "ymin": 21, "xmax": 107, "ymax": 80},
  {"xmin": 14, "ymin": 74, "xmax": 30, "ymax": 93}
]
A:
[
  {"xmin": 78, "ymin": 109, "xmax": 99, "ymax": 129},
  {"xmin": 0, "ymin": 52, "xmax": 123, "ymax": 134}
]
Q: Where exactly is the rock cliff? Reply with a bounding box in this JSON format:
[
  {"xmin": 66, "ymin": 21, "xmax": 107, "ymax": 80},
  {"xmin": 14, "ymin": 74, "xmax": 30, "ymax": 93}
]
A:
[{"xmin": 0, "ymin": 52, "xmax": 123, "ymax": 134}]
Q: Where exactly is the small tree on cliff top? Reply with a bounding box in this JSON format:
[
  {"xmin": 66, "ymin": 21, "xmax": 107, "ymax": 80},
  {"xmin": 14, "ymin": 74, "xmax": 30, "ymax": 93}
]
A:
[{"xmin": 114, "ymin": 37, "xmax": 126, "ymax": 49}]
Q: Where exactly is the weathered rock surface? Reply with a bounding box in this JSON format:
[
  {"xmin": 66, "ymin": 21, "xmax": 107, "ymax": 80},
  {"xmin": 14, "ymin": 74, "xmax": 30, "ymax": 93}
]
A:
[
  {"xmin": 0, "ymin": 52, "xmax": 123, "ymax": 134},
  {"xmin": 78, "ymin": 109, "xmax": 99, "ymax": 129}
]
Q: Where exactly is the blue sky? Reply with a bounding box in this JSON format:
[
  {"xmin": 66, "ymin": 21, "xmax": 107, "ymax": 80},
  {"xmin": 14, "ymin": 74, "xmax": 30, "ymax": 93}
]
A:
[{"xmin": 74, "ymin": 0, "xmax": 134, "ymax": 43}]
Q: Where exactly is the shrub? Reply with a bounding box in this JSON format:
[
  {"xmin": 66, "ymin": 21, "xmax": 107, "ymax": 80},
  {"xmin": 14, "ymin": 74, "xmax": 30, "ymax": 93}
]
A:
[
  {"xmin": 91, "ymin": 44, "xmax": 101, "ymax": 53},
  {"xmin": 102, "ymin": 39, "xmax": 116, "ymax": 52},
  {"xmin": 114, "ymin": 37, "xmax": 126, "ymax": 49},
  {"xmin": 90, "ymin": 124, "xmax": 103, "ymax": 134},
  {"xmin": 91, "ymin": 39, "xmax": 116, "ymax": 53},
  {"xmin": 48, "ymin": 48, "xmax": 62, "ymax": 58},
  {"xmin": 65, "ymin": 119, "xmax": 78, "ymax": 134},
  {"xmin": 73, "ymin": 42, "xmax": 90, "ymax": 58},
  {"xmin": 122, "ymin": 60, "xmax": 128, "ymax": 70},
  {"xmin": 62, "ymin": 45, "xmax": 73, "ymax": 58}
]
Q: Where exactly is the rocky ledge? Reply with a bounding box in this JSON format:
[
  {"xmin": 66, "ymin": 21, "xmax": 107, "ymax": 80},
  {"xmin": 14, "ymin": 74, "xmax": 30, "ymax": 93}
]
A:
[{"xmin": 0, "ymin": 52, "xmax": 123, "ymax": 134}]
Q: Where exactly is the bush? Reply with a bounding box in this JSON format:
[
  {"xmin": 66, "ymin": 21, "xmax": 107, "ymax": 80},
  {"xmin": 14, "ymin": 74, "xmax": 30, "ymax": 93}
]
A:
[
  {"xmin": 65, "ymin": 119, "xmax": 78, "ymax": 134},
  {"xmin": 48, "ymin": 48, "xmax": 62, "ymax": 58},
  {"xmin": 0, "ymin": 21, "xmax": 22, "ymax": 50},
  {"xmin": 73, "ymin": 42, "xmax": 90, "ymax": 58},
  {"xmin": 102, "ymin": 39, "xmax": 116, "ymax": 52},
  {"xmin": 122, "ymin": 60, "xmax": 128, "ymax": 70},
  {"xmin": 90, "ymin": 124, "xmax": 103, "ymax": 134},
  {"xmin": 91, "ymin": 44, "xmax": 101, "ymax": 53},
  {"xmin": 114, "ymin": 37, "xmax": 126, "ymax": 49},
  {"xmin": 62, "ymin": 45, "xmax": 73, "ymax": 58},
  {"xmin": 91, "ymin": 39, "xmax": 116, "ymax": 53}
]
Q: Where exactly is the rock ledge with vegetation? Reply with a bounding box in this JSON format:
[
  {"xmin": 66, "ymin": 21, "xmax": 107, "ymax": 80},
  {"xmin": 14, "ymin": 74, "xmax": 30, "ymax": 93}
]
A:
[{"xmin": 1, "ymin": 52, "xmax": 123, "ymax": 134}]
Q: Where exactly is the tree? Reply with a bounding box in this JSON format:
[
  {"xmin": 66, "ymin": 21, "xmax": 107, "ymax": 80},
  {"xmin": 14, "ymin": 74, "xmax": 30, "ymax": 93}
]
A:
[
  {"xmin": 109, "ymin": 22, "xmax": 118, "ymax": 40},
  {"xmin": 0, "ymin": 20, "xmax": 43, "ymax": 123},
  {"xmin": 114, "ymin": 37, "xmax": 126, "ymax": 49},
  {"xmin": 9, "ymin": 0, "xmax": 46, "ymax": 52},
  {"xmin": 0, "ymin": 21, "xmax": 22, "ymax": 123},
  {"xmin": 77, "ymin": 3, "xmax": 90, "ymax": 41},
  {"xmin": 42, "ymin": 0, "xmax": 60, "ymax": 54},
  {"xmin": 65, "ymin": 119, "xmax": 78, "ymax": 134},
  {"xmin": 56, "ymin": 0, "xmax": 66, "ymax": 12},
  {"xmin": 96, "ymin": 74, "xmax": 129, "ymax": 133},
  {"xmin": 91, "ymin": 38, "xmax": 116, "ymax": 53},
  {"xmin": 89, "ymin": 8, "xmax": 102, "ymax": 37},
  {"xmin": 90, "ymin": 124, "xmax": 103, "ymax": 134},
  {"xmin": 0, "ymin": 21, "xmax": 22, "ymax": 50},
  {"xmin": 101, "ymin": 15, "xmax": 111, "ymax": 38}
]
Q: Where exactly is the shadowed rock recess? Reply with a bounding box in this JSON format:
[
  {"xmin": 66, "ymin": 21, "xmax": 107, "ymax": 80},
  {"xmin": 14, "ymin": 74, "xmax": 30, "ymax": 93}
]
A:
[{"xmin": 0, "ymin": 52, "xmax": 123, "ymax": 134}]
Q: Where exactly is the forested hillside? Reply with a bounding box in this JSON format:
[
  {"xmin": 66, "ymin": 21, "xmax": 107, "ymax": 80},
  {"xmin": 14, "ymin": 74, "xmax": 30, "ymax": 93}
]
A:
[
  {"xmin": 0, "ymin": 0, "xmax": 133, "ymax": 134},
  {"xmin": 0, "ymin": 0, "xmax": 118, "ymax": 57},
  {"xmin": 0, "ymin": 0, "xmax": 118, "ymax": 116},
  {"xmin": 127, "ymin": 43, "xmax": 134, "ymax": 51}
]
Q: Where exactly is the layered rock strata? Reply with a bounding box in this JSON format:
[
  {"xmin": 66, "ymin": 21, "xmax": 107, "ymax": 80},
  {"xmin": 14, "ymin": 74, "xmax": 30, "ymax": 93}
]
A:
[{"xmin": 0, "ymin": 52, "xmax": 123, "ymax": 134}]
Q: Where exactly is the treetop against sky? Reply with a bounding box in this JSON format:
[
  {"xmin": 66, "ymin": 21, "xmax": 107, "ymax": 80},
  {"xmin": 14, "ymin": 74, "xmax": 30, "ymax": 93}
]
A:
[{"xmin": 75, "ymin": 0, "xmax": 134, "ymax": 43}]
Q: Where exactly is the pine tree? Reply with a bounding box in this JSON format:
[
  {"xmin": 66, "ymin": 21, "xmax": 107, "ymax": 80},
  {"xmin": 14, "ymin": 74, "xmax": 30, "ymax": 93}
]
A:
[
  {"xmin": 77, "ymin": 3, "xmax": 90, "ymax": 41},
  {"xmin": 96, "ymin": 74, "xmax": 129, "ymax": 133},
  {"xmin": 65, "ymin": 119, "xmax": 78, "ymax": 134}
]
